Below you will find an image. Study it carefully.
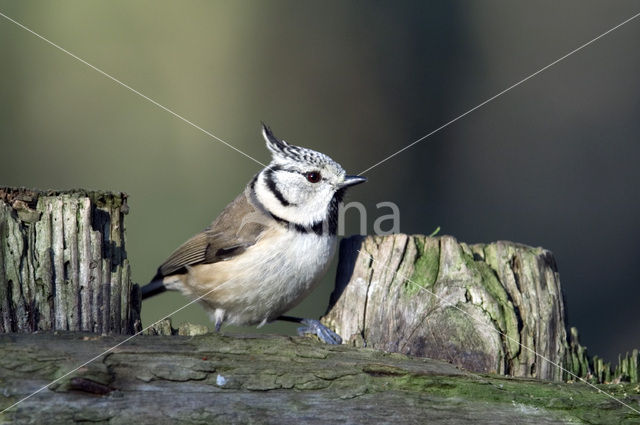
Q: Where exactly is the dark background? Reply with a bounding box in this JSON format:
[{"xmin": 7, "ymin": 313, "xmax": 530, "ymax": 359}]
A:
[{"xmin": 1, "ymin": 1, "xmax": 638, "ymax": 362}]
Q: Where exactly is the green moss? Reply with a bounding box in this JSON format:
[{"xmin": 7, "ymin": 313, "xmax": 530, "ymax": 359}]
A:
[
  {"xmin": 458, "ymin": 249, "xmax": 521, "ymax": 357},
  {"xmin": 405, "ymin": 237, "xmax": 439, "ymax": 297},
  {"xmin": 380, "ymin": 373, "xmax": 640, "ymax": 424},
  {"xmin": 0, "ymin": 395, "xmax": 19, "ymax": 417},
  {"xmin": 2, "ymin": 332, "xmax": 640, "ymax": 423}
]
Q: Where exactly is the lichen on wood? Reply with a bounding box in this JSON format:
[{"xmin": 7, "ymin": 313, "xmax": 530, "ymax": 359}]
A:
[
  {"xmin": 0, "ymin": 187, "xmax": 140, "ymax": 334},
  {"xmin": 1, "ymin": 332, "xmax": 639, "ymax": 424},
  {"xmin": 323, "ymin": 234, "xmax": 640, "ymax": 386}
]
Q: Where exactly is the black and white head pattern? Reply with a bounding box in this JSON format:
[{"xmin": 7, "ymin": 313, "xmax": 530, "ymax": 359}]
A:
[{"xmin": 252, "ymin": 124, "xmax": 349, "ymax": 235}]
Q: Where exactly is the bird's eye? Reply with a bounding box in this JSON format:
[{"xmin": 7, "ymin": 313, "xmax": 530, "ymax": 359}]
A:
[{"xmin": 305, "ymin": 171, "xmax": 321, "ymax": 183}]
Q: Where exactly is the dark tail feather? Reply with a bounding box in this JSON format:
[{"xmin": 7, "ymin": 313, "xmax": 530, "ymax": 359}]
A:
[{"xmin": 141, "ymin": 280, "xmax": 167, "ymax": 300}]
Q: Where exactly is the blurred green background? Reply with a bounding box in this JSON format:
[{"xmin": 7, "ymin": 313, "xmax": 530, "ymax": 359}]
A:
[{"xmin": 1, "ymin": 1, "xmax": 639, "ymax": 362}]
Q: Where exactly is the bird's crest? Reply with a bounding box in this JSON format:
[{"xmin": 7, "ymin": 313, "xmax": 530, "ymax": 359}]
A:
[{"xmin": 261, "ymin": 123, "xmax": 337, "ymax": 169}]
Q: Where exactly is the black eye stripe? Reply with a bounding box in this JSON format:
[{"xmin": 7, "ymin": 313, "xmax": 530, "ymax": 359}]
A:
[{"xmin": 263, "ymin": 168, "xmax": 295, "ymax": 207}]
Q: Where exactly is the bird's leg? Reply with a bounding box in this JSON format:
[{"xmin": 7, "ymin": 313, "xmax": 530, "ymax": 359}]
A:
[
  {"xmin": 278, "ymin": 315, "xmax": 342, "ymax": 345},
  {"xmin": 213, "ymin": 308, "xmax": 225, "ymax": 332}
]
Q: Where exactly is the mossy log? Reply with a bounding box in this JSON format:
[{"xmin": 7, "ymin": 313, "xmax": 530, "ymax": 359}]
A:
[
  {"xmin": 1, "ymin": 332, "xmax": 639, "ymax": 424},
  {"xmin": 0, "ymin": 188, "xmax": 139, "ymax": 334},
  {"xmin": 322, "ymin": 234, "xmax": 568, "ymax": 381}
]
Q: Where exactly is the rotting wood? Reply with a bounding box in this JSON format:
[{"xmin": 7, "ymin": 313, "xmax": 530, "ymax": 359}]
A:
[
  {"xmin": 322, "ymin": 234, "xmax": 640, "ymax": 385},
  {"xmin": 322, "ymin": 234, "xmax": 567, "ymax": 381},
  {"xmin": 0, "ymin": 187, "xmax": 140, "ymax": 334},
  {"xmin": 1, "ymin": 332, "xmax": 639, "ymax": 424}
]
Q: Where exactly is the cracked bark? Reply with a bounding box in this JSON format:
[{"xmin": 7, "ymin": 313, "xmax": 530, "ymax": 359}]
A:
[
  {"xmin": 0, "ymin": 188, "xmax": 140, "ymax": 334},
  {"xmin": 322, "ymin": 235, "xmax": 640, "ymax": 385},
  {"xmin": 1, "ymin": 332, "xmax": 639, "ymax": 425},
  {"xmin": 322, "ymin": 234, "xmax": 568, "ymax": 381}
]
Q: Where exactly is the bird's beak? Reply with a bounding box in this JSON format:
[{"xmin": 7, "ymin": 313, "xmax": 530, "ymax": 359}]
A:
[{"xmin": 340, "ymin": 175, "xmax": 367, "ymax": 188}]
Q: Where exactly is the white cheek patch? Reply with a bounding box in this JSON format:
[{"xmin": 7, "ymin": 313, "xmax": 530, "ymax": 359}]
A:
[
  {"xmin": 255, "ymin": 171, "xmax": 332, "ymax": 226},
  {"xmin": 276, "ymin": 172, "xmax": 306, "ymax": 203},
  {"xmin": 256, "ymin": 174, "xmax": 294, "ymax": 219}
]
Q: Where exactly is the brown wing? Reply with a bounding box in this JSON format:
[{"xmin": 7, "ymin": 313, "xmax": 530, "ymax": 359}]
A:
[{"xmin": 154, "ymin": 189, "xmax": 268, "ymax": 279}]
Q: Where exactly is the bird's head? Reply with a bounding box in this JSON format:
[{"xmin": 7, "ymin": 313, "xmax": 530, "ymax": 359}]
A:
[{"xmin": 254, "ymin": 123, "xmax": 366, "ymax": 231}]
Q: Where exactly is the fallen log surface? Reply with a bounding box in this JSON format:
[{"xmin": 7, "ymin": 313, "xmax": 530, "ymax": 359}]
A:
[{"xmin": 1, "ymin": 332, "xmax": 639, "ymax": 424}]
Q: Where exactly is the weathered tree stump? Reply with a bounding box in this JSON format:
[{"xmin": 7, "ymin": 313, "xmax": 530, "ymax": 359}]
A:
[
  {"xmin": 1, "ymin": 332, "xmax": 638, "ymax": 424},
  {"xmin": 0, "ymin": 188, "xmax": 139, "ymax": 334},
  {"xmin": 322, "ymin": 234, "xmax": 568, "ymax": 381}
]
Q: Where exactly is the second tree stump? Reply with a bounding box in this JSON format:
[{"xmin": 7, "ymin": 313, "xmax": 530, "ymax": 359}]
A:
[{"xmin": 322, "ymin": 234, "xmax": 567, "ymax": 381}]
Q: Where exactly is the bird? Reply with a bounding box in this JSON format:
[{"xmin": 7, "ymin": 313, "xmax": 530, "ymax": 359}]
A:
[{"xmin": 140, "ymin": 123, "xmax": 366, "ymax": 344}]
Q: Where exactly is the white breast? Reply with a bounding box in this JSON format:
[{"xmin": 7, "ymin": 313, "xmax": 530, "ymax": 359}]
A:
[{"xmin": 183, "ymin": 227, "xmax": 337, "ymax": 327}]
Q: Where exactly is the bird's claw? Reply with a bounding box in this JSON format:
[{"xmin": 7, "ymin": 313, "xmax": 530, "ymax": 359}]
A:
[{"xmin": 297, "ymin": 319, "xmax": 342, "ymax": 345}]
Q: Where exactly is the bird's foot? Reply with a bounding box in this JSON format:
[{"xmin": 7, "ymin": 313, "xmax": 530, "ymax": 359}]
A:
[
  {"xmin": 213, "ymin": 308, "xmax": 225, "ymax": 332},
  {"xmin": 297, "ymin": 319, "xmax": 342, "ymax": 345}
]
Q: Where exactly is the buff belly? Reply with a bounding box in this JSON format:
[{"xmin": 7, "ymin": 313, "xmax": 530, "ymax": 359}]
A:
[{"xmin": 167, "ymin": 228, "xmax": 337, "ymax": 327}]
